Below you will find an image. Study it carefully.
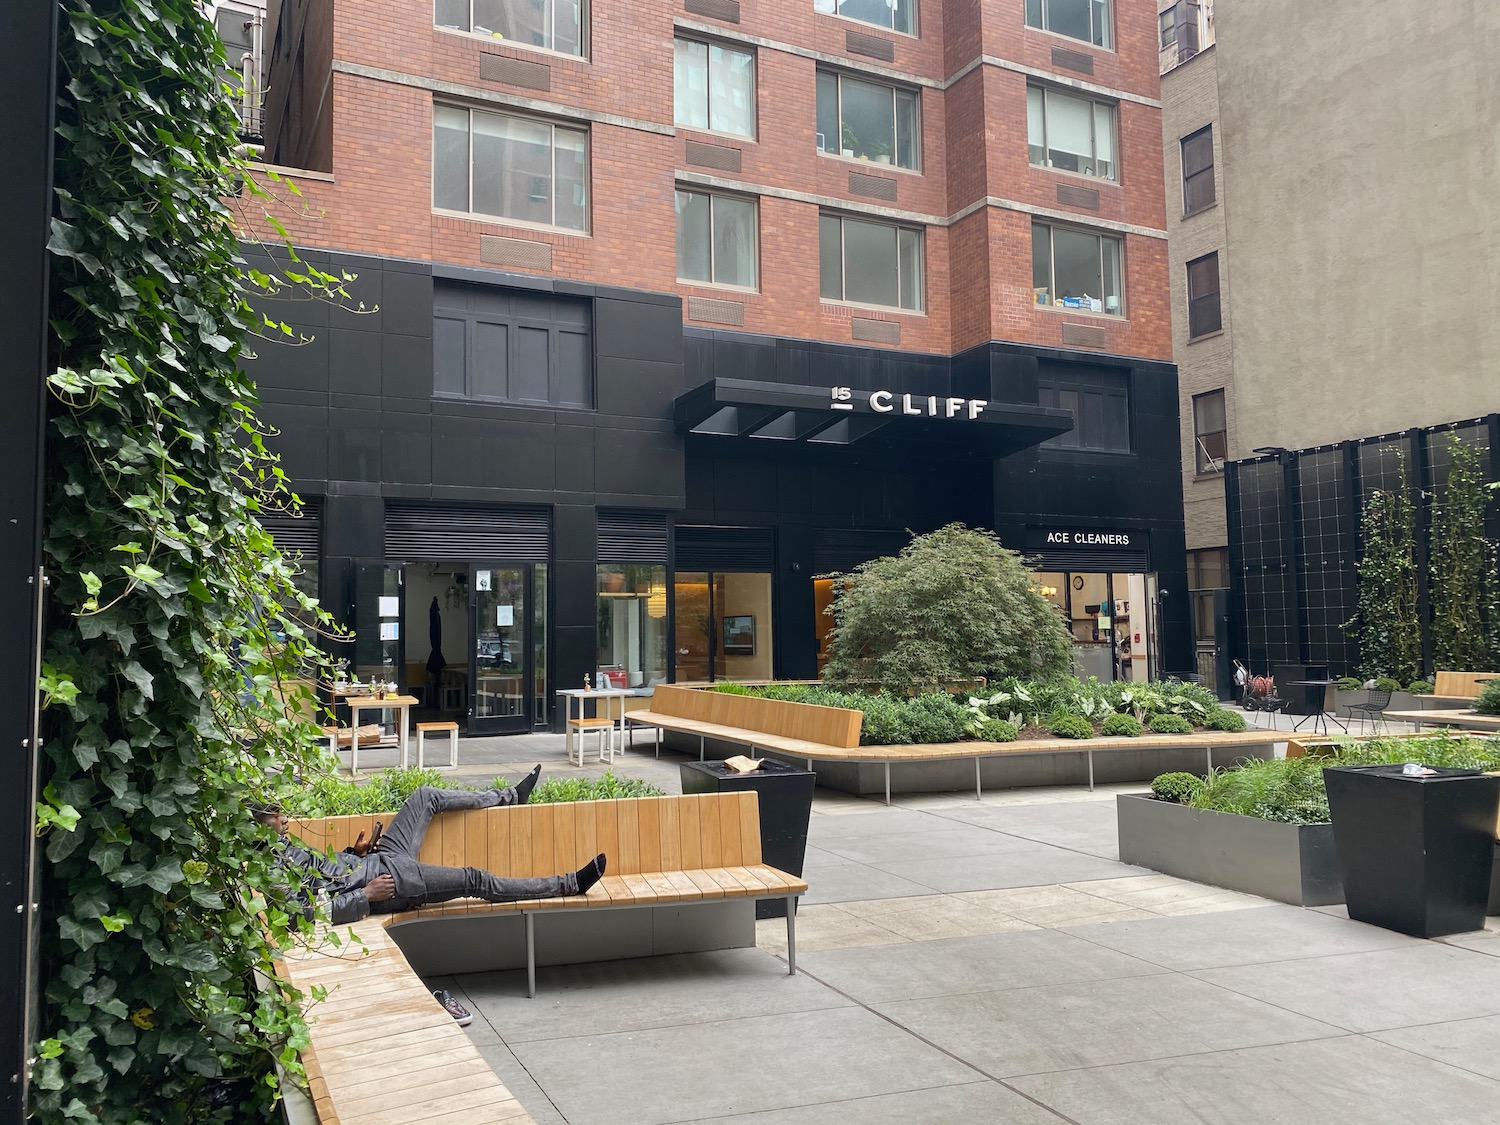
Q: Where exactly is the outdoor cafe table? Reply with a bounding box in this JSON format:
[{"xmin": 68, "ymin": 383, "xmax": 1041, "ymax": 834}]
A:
[
  {"xmin": 556, "ymin": 687, "xmax": 631, "ymax": 764},
  {"xmin": 1288, "ymin": 679, "xmax": 1348, "ymax": 737},
  {"xmin": 342, "ymin": 694, "xmax": 418, "ymax": 775}
]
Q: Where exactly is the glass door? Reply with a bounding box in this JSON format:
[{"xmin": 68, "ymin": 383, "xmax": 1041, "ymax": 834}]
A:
[
  {"xmin": 470, "ymin": 564, "xmax": 533, "ymax": 734},
  {"xmin": 352, "ymin": 562, "xmax": 404, "ymax": 687}
]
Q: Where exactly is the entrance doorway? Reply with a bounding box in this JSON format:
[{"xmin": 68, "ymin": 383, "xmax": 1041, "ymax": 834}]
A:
[
  {"xmin": 674, "ymin": 571, "xmax": 773, "ymax": 682},
  {"xmin": 1033, "ymin": 570, "xmax": 1160, "ymax": 682}
]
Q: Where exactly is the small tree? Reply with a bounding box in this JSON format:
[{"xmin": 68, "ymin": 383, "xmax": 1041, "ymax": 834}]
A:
[
  {"xmin": 822, "ymin": 524, "xmax": 1073, "ymax": 693},
  {"xmin": 1430, "ymin": 433, "xmax": 1500, "ymax": 672},
  {"xmin": 1347, "ymin": 458, "xmax": 1421, "ymax": 683}
]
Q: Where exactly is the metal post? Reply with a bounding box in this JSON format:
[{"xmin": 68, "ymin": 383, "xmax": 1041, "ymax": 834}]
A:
[
  {"xmin": 974, "ymin": 757, "xmax": 981, "ymax": 800},
  {"xmin": 1087, "ymin": 749, "xmax": 1095, "ymax": 792},
  {"xmin": 525, "ymin": 913, "xmax": 536, "ymax": 998},
  {"xmin": 884, "ymin": 762, "xmax": 891, "ymax": 806},
  {"xmin": 785, "ymin": 897, "xmax": 796, "ymax": 975}
]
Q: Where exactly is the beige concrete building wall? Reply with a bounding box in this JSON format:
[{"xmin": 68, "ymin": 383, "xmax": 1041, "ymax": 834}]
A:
[
  {"xmin": 1214, "ymin": 0, "xmax": 1500, "ymax": 452},
  {"xmin": 1162, "ymin": 45, "xmax": 1230, "ymax": 553}
]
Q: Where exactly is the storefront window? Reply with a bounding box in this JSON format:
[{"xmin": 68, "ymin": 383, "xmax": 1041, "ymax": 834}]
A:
[
  {"xmin": 597, "ymin": 565, "xmax": 668, "ymax": 689},
  {"xmin": 673, "ymin": 570, "xmax": 773, "ymax": 681}
]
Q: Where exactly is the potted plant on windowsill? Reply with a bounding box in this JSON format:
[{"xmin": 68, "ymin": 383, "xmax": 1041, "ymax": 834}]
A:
[
  {"xmin": 869, "ymin": 140, "xmax": 892, "ymax": 165},
  {"xmin": 840, "ymin": 123, "xmax": 857, "ymax": 159}
]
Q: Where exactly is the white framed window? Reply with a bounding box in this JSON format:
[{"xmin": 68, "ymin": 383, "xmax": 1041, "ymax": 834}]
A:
[
  {"xmin": 815, "ymin": 70, "xmax": 920, "ymax": 170},
  {"xmin": 1027, "ymin": 85, "xmax": 1116, "ymax": 181},
  {"xmin": 819, "ymin": 213, "xmax": 923, "ymax": 311},
  {"xmin": 434, "ymin": 0, "xmax": 584, "ymax": 57},
  {"xmin": 674, "ymin": 38, "xmax": 755, "ymax": 139},
  {"xmin": 433, "ymin": 104, "xmax": 588, "ymax": 232},
  {"xmin": 1025, "ymin": 0, "xmax": 1112, "ymax": 50},
  {"xmin": 1031, "ymin": 221, "xmax": 1123, "ymax": 315},
  {"xmin": 676, "ymin": 190, "xmax": 758, "ymax": 289},
  {"xmin": 814, "ymin": 0, "xmax": 916, "ymax": 36}
]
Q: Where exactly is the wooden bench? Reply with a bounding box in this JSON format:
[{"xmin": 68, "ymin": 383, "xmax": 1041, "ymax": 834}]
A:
[
  {"xmin": 626, "ymin": 684, "xmax": 863, "ymax": 760},
  {"xmin": 1425, "ymin": 670, "xmax": 1500, "ymax": 707},
  {"xmin": 278, "ymin": 792, "xmax": 804, "ymax": 1124}
]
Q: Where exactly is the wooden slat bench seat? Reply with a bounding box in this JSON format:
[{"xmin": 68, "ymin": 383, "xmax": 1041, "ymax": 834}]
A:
[
  {"xmin": 626, "ymin": 684, "xmax": 863, "ymax": 760},
  {"xmin": 1424, "ymin": 671, "xmax": 1500, "ymax": 707}
]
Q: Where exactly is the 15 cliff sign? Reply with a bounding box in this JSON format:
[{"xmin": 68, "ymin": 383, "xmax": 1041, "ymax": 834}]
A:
[{"xmin": 830, "ymin": 386, "xmax": 989, "ymax": 420}]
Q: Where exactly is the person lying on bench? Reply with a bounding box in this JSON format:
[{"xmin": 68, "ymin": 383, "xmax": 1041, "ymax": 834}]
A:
[{"xmin": 253, "ymin": 768, "xmax": 607, "ymax": 924}]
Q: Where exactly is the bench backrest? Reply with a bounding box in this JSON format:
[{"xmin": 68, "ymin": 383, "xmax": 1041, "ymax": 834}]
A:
[
  {"xmin": 288, "ymin": 791, "xmax": 763, "ymax": 876},
  {"xmin": 1434, "ymin": 671, "xmax": 1497, "ymax": 700},
  {"xmin": 650, "ymin": 684, "xmax": 862, "ymax": 748}
]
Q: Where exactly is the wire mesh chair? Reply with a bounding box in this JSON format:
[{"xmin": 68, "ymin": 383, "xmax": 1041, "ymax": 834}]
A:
[{"xmin": 1347, "ymin": 688, "xmax": 1392, "ymax": 734}]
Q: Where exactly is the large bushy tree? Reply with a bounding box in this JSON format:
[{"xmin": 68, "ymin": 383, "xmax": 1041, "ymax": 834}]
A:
[
  {"xmin": 822, "ymin": 524, "xmax": 1074, "ymax": 693},
  {"xmin": 32, "ymin": 2, "xmax": 343, "ymax": 1120}
]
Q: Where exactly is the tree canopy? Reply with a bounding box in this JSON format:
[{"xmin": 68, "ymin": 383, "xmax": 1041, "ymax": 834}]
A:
[{"xmin": 821, "ymin": 524, "xmax": 1075, "ymax": 693}]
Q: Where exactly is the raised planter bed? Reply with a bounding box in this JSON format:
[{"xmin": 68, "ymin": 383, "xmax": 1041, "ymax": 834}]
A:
[{"xmin": 1116, "ymin": 793, "xmax": 1343, "ymax": 907}]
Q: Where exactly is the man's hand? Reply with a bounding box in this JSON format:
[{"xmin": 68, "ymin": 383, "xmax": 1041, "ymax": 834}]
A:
[
  {"xmin": 348, "ymin": 831, "xmax": 372, "ymax": 858},
  {"xmin": 364, "ymin": 874, "xmax": 396, "ymax": 903}
]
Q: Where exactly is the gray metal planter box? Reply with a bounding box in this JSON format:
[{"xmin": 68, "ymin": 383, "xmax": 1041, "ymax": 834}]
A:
[{"xmin": 1116, "ymin": 793, "xmax": 1344, "ymax": 907}]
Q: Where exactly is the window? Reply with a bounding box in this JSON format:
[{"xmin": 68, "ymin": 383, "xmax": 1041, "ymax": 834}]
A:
[
  {"xmin": 816, "ymin": 70, "xmax": 920, "ymax": 170},
  {"xmin": 432, "ymin": 282, "xmax": 593, "ymax": 408},
  {"xmin": 1038, "ymin": 365, "xmax": 1130, "ymax": 452},
  {"xmin": 1187, "ymin": 252, "xmax": 1222, "ymax": 338},
  {"xmin": 1188, "ymin": 547, "xmax": 1228, "ymax": 644},
  {"xmin": 819, "ymin": 214, "xmax": 923, "ymax": 311},
  {"xmin": 674, "ymin": 38, "xmax": 755, "ymax": 138},
  {"xmin": 1025, "ymin": 0, "xmax": 1112, "ymax": 49},
  {"xmin": 1181, "ymin": 125, "xmax": 1215, "ymax": 214},
  {"xmin": 814, "ymin": 0, "xmax": 916, "ymax": 36},
  {"xmin": 1193, "ymin": 389, "xmax": 1227, "ymax": 473},
  {"xmin": 434, "ymin": 105, "xmax": 588, "ymax": 231},
  {"xmin": 597, "ymin": 566, "xmax": 668, "ymax": 689},
  {"xmin": 1027, "ymin": 85, "xmax": 1117, "ymax": 181},
  {"xmin": 1159, "ymin": 4, "xmax": 1177, "ymax": 48},
  {"xmin": 1032, "ymin": 221, "xmax": 1123, "ymax": 315},
  {"xmin": 433, "ymin": 0, "xmax": 583, "ymax": 56},
  {"xmin": 676, "ymin": 190, "xmax": 758, "ymax": 289}
]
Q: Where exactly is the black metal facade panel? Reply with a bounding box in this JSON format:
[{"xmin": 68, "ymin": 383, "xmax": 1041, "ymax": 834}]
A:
[
  {"xmin": 812, "ymin": 528, "xmax": 911, "ymax": 574},
  {"xmin": 261, "ymin": 501, "xmax": 322, "ymax": 556},
  {"xmin": 675, "ymin": 524, "xmax": 773, "ymax": 571},
  {"xmin": 384, "ymin": 501, "xmax": 551, "ymax": 561},
  {"xmin": 1029, "ymin": 548, "xmax": 1149, "ymax": 572},
  {"xmin": 597, "ymin": 509, "xmax": 669, "ymax": 563}
]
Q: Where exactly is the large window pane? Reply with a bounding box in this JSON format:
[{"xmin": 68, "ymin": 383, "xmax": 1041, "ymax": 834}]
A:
[
  {"xmin": 898, "ymin": 228, "xmax": 922, "ymax": 311},
  {"xmin": 675, "ymin": 190, "xmax": 712, "ymax": 282},
  {"xmin": 1027, "ymin": 0, "xmax": 1111, "ymax": 49},
  {"xmin": 712, "ymin": 196, "xmax": 757, "ymax": 288},
  {"xmin": 1026, "ymin": 87, "xmax": 1045, "ymax": 164},
  {"xmin": 843, "ymin": 219, "xmax": 900, "ymax": 308},
  {"xmin": 819, "ymin": 214, "xmax": 843, "ymax": 299},
  {"xmin": 553, "ymin": 129, "xmax": 587, "ymax": 230},
  {"xmin": 894, "ymin": 89, "xmax": 919, "ymax": 169},
  {"xmin": 818, "ymin": 71, "xmax": 919, "ymax": 169},
  {"xmin": 1029, "ymin": 87, "xmax": 1116, "ymax": 180},
  {"xmin": 1032, "ymin": 223, "xmax": 1052, "ymax": 302},
  {"xmin": 816, "ymin": 70, "xmax": 839, "ymax": 153},
  {"xmin": 1045, "ymin": 91, "xmax": 1092, "ymax": 173},
  {"xmin": 597, "ymin": 565, "xmax": 668, "ymax": 688},
  {"xmin": 473, "ymin": 112, "xmax": 552, "ymax": 225},
  {"xmin": 1034, "ymin": 222, "xmax": 1122, "ymax": 315},
  {"xmin": 1101, "ymin": 234, "xmax": 1122, "ymax": 314},
  {"xmin": 840, "ymin": 77, "xmax": 894, "ymax": 164},
  {"xmin": 674, "ymin": 39, "xmax": 709, "ymax": 131},
  {"xmin": 433, "ymin": 105, "xmax": 471, "ymax": 212},
  {"xmin": 834, "ymin": 0, "xmax": 915, "ymax": 34},
  {"xmin": 443, "ymin": 0, "xmax": 585, "ymax": 56},
  {"xmin": 1052, "ymin": 227, "xmax": 1102, "ymax": 306},
  {"xmin": 708, "ymin": 43, "xmax": 754, "ymax": 137}
]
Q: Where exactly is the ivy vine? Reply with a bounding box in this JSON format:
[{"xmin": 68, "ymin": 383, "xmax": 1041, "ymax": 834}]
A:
[
  {"xmin": 1429, "ymin": 433, "xmax": 1500, "ymax": 672},
  {"xmin": 33, "ymin": 2, "xmax": 353, "ymax": 1120},
  {"xmin": 1347, "ymin": 455, "xmax": 1421, "ymax": 684}
]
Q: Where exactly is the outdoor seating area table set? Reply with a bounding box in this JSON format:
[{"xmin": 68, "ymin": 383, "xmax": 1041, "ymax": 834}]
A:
[
  {"xmin": 1287, "ymin": 679, "xmax": 1347, "ymax": 736},
  {"xmin": 556, "ymin": 685, "xmax": 632, "ymax": 766}
]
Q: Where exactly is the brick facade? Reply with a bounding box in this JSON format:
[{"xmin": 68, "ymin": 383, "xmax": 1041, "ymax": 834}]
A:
[{"xmin": 254, "ymin": 0, "xmax": 1172, "ymax": 363}]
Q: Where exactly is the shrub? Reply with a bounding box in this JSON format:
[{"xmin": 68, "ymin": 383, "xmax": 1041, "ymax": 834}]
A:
[
  {"xmin": 975, "ymin": 717, "xmax": 1019, "ymax": 742},
  {"xmin": 1049, "ymin": 714, "xmax": 1095, "ymax": 739},
  {"xmin": 1151, "ymin": 772, "xmax": 1201, "ymax": 803},
  {"xmin": 1337, "ymin": 677, "xmax": 1362, "ymax": 691},
  {"xmin": 1372, "ymin": 676, "xmax": 1402, "ymax": 693},
  {"xmin": 1100, "ymin": 712, "xmax": 1143, "ymax": 737},
  {"xmin": 1204, "ymin": 708, "xmax": 1247, "ymax": 732},
  {"xmin": 713, "ymin": 681, "xmax": 752, "ymax": 695},
  {"xmin": 1476, "ymin": 679, "xmax": 1500, "ymax": 716},
  {"xmin": 1149, "ymin": 713, "xmax": 1194, "ymax": 734},
  {"xmin": 1406, "ymin": 679, "xmax": 1433, "ymax": 695},
  {"xmin": 1191, "ymin": 756, "xmax": 1330, "ymax": 824},
  {"xmin": 280, "ymin": 768, "xmax": 664, "ymax": 817}
]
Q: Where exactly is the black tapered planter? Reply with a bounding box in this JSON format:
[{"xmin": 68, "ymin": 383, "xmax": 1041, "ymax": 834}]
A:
[
  {"xmin": 680, "ymin": 759, "xmax": 815, "ymax": 919},
  {"xmin": 1324, "ymin": 764, "xmax": 1500, "ymax": 938}
]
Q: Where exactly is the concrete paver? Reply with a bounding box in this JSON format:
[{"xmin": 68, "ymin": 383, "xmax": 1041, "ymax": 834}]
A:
[{"xmin": 424, "ymin": 738, "xmax": 1500, "ymax": 1125}]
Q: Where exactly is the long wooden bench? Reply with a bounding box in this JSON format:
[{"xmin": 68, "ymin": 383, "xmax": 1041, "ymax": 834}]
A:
[
  {"xmin": 1425, "ymin": 670, "xmax": 1500, "ymax": 707},
  {"xmin": 279, "ymin": 792, "xmax": 804, "ymax": 1124},
  {"xmin": 626, "ymin": 684, "xmax": 863, "ymax": 759}
]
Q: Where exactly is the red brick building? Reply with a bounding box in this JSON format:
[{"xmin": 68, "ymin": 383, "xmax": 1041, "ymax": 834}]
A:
[{"xmin": 238, "ymin": 0, "xmax": 1189, "ymax": 731}]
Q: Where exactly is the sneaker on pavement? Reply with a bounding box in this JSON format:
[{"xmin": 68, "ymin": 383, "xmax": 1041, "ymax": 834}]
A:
[{"xmin": 433, "ymin": 989, "xmax": 473, "ymax": 1027}]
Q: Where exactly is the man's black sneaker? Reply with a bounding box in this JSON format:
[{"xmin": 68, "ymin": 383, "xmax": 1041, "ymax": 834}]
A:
[{"xmin": 433, "ymin": 988, "xmax": 473, "ymax": 1027}]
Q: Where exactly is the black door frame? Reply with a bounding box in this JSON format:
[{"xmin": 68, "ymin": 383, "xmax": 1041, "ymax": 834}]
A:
[{"xmin": 467, "ymin": 561, "xmax": 539, "ymax": 735}]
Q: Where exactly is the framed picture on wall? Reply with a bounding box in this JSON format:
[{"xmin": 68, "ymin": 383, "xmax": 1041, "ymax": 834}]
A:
[{"xmin": 723, "ymin": 614, "xmax": 756, "ymax": 656}]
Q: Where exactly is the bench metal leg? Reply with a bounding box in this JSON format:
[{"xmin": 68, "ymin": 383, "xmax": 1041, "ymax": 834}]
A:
[
  {"xmin": 975, "ymin": 757, "xmax": 982, "ymax": 800},
  {"xmin": 1206, "ymin": 746, "xmax": 1213, "ymax": 777},
  {"xmin": 655, "ymin": 727, "xmax": 661, "ymax": 758},
  {"xmin": 699, "ymin": 734, "xmax": 705, "ymax": 762},
  {"xmin": 1087, "ymin": 749, "xmax": 1095, "ymax": 792},
  {"xmin": 785, "ymin": 897, "xmax": 797, "ymax": 975},
  {"xmin": 525, "ymin": 912, "xmax": 536, "ymax": 999},
  {"xmin": 884, "ymin": 762, "xmax": 891, "ymax": 806}
]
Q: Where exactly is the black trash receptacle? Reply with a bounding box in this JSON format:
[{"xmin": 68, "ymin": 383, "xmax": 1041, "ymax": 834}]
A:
[
  {"xmin": 1324, "ymin": 763, "xmax": 1500, "ymax": 938},
  {"xmin": 680, "ymin": 758, "xmax": 815, "ymax": 919}
]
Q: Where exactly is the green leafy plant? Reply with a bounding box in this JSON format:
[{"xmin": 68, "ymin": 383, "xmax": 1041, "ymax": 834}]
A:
[
  {"xmin": 1100, "ymin": 712, "xmax": 1143, "ymax": 737},
  {"xmin": 1149, "ymin": 713, "xmax": 1194, "ymax": 734},
  {"xmin": 1337, "ymin": 677, "xmax": 1362, "ymax": 691},
  {"xmin": 1049, "ymin": 714, "xmax": 1095, "ymax": 739},
  {"xmin": 1429, "ymin": 433, "xmax": 1500, "ymax": 673},
  {"xmin": 974, "ymin": 717, "xmax": 1018, "ymax": 742},
  {"xmin": 1203, "ymin": 708, "xmax": 1247, "ymax": 732},
  {"xmin": 1372, "ymin": 676, "xmax": 1401, "ymax": 693},
  {"xmin": 1406, "ymin": 679, "xmax": 1433, "ymax": 695},
  {"xmin": 1150, "ymin": 771, "xmax": 1201, "ymax": 803},
  {"xmin": 279, "ymin": 769, "xmax": 665, "ymax": 817},
  {"xmin": 1346, "ymin": 456, "xmax": 1421, "ymax": 683},
  {"xmin": 821, "ymin": 524, "xmax": 1074, "ymax": 694},
  {"xmin": 1476, "ymin": 680, "xmax": 1500, "ymax": 716},
  {"xmin": 1190, "ymin": 756, "xmax": 1330, "ymax": 824}
]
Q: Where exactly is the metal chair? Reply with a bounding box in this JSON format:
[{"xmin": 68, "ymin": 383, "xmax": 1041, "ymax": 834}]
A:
[{"xmin": 1347, "ymin": 688, "xmax": 1392, "ymax": 734}]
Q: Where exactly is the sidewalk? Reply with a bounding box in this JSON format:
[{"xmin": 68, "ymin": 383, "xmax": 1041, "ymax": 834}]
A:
[{"xmin": 419, "ymin": 740, "xmax": 1500, "ymax": 1125}]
